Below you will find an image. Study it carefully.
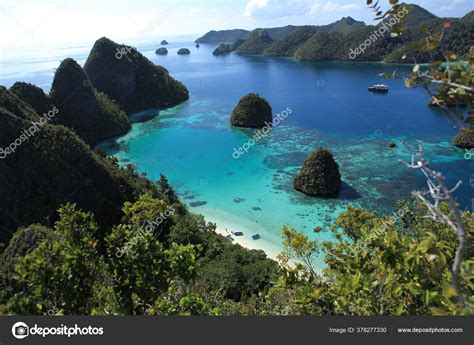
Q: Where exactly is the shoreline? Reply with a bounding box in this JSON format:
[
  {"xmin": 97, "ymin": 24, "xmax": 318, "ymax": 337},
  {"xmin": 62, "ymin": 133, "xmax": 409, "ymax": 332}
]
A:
[
  {"xmin": 214, "ymin": 225, "xmax": 280, "ymax": 262},
  {"xmin": 199, "ymin": 207, "xmax": 283, "ymax": 262}
]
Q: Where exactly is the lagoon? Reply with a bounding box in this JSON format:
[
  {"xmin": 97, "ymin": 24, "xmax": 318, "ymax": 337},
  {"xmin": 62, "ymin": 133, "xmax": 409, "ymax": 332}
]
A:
[{"xmin": 2, "ymin": 40, "xmax": 472, "ymax": 265}]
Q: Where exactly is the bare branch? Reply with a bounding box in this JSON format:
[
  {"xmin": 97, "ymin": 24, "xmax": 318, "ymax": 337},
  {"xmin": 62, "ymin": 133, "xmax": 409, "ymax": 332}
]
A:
[{"xmin": 402, "ymin": 143, "xmax": 469, "ymax": 308}]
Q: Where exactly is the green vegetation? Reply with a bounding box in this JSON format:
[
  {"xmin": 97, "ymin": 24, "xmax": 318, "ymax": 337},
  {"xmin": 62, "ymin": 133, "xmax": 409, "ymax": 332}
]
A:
[
  {"xmin": 155, "ymin": 47, "xmax": 168, "ymax": 55},
  {"xmin": 213, "ymin": 43, "xmax": 231, "ymax": 56},
  {"xmin": 198, "ymin": 4, "xmax": 473, "ymax": 63},
  {"xmin": 293, "ymin": 148, "xmax": 342, "ymax": 197},
  {"xmin": 453, "ymin": 127, "xmax": 474, "ymax": 149},
  {"xmin": 262, "ymin": 202, "xmax": 473, "ymax": 315},
  {"xmin": 230, "ymin": 39, "xmax": 245, "ymax": 51},
  {"xmin": 49, "ymin": 58, "xmax": 130, "ymax": 145},
  {"xmin": 230, "ymin": 93, "xmax": 272, "ymax": 128},
  {"xmin": 1, "ymin": 194, "xmax": 278, "ymax": 315},
  {"xmin": 84, "ymin": 37, "xmax": 188, "ymax": 114},
  {"xmin": 195, "ymin": 29, "xmax": 250, "ymax": 44},
  {"xmin": 9, "ymin": 82, "xmax": 53, "ymax": 116},
  {"xmin": 264, "ymin": 26, "xmax": 317, "ymax": 57},
  {"xmin": 236, "ymin": 29, "xmax": 273, "ymax": 55},
  {"xmin": 0, "ymin": 87, "xmax": 159, "ymax": 244}
]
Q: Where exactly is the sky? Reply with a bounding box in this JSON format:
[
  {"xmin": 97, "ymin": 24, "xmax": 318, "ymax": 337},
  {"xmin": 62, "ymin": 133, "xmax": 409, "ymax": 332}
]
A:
[{"xmin": 0, "ymin": 0, "xmax": 472, "ymax": 49}]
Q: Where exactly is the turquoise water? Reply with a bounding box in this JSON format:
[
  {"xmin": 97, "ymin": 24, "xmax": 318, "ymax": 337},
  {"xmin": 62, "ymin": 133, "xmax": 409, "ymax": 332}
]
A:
[
  {"xmin": 97, "ymin": 43, "xmax": 472, "ymax": 260},
  {"xmin": 1, "ymin": 40, "xmax": 472, "ymax": 263}
]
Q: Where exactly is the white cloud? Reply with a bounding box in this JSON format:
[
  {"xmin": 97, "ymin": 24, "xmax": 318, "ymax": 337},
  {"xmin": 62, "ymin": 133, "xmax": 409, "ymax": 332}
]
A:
[
  {"xmin": 309, "ymin": 2, "xmax": 361, "ymax": 14},
  {"xmin": 439, "ymin": 0, "xmax": 465, "ymax": 11},
  {"xmin": 244, "ymin": 0, "xmax": 361, "ymax": 17},
  {"xmin": 244, "ymin": 0, "xmax": 311, "ymax": 17}
]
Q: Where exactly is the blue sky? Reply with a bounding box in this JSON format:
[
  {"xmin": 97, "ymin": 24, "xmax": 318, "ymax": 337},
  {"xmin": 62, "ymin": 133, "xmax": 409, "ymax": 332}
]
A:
[{"xmin": 0, "ymin": 0, "xmax": 472, "ymax": 48}]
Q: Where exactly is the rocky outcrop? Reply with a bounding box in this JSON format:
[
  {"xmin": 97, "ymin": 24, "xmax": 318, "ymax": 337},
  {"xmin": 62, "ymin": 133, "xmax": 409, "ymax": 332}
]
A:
[
  {"xmin": 231, "ymin": 93, "xmax": 272, "ymax": 128},
  {"xmin": 50, "ymin": 58, "xmax": 130, "ymax": 144},
  {"xmin": 294, "ymin": 148, "xmax": 342, "ymax": 197},
  {"xmin": 84, "ymin": 37, "xmax": 188, "ymax": 114},
  {"xmin": 213, "ymin": 43, "xmax": 231, "ymax": 56},
  {"xmin": 155, "ymin": 47, "xmax": 168, "ymax": 55},
  {"xmin": 0, "ymin": 88, "xmax": 159, "ymax": 243},
  {"xmin": 177, "ymin": 48, "xmax": 191, "ymax": 55},
  {"xmin": 453, "ymin": 127, "xmax": 474, "ymax": 149},
  {"xmin": 161, "ymin": 40, "xmax": 169, "ymax": 45}
]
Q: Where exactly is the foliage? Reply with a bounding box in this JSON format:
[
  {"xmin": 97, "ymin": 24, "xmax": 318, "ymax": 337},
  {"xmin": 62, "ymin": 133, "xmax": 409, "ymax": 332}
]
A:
[
  {"xmin": 0, "ymin": 88, "xmax": 160, "ymax": 245},
  {"xmin": 84, "ymin": 37, "xmax": 188, "ymax": 114},
  {"xmin": 168, "ymin": 213, "xmax": 279, "ymax": 301},
  {"xmin": 236, "ymin": 29, "xmax": 274, "ymax": 55},
  {"xmin": 262, "ymin": 202, "xmax": 474, "ymax": 316},
  {"xmin": 213, "ymin": 43, "xmax": 231, "ymax": 56},
  {"xmin": 453, "ymin": 127, "xmax": 474, "ymax": 149},
  {"xmin": 50, "ymin": 58, "xmax": 130, "ymax": 144},
  {"xmin": 231, "ymin": 93, "xmax": 272, "ymax": 128},
  {"xmin": 264, "ymin": 26, "xmax": 318, "ymax": 57},
  {"xmin": 5, "ymin": 205, "xmax": 114, "ymax": 315},
  {"xmin": 294, "ymin": 148, "xmax": 342, "ymax": 197},
  {"xmin": 374, "ymin": 1, "xmax": 473, "ymax": 155}
]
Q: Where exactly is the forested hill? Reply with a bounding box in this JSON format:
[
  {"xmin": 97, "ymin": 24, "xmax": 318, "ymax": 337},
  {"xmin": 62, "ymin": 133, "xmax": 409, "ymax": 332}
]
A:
[{"xmin": 195, "ymin": 4, "xmax": 473, "ymax": 63}]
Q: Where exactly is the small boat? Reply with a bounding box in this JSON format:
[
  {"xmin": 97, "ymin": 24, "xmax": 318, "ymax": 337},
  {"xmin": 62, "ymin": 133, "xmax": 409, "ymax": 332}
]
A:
[
  {"xmin": 252, "ymin": 234, "xmax": 261, "ymax": 240},
  {"xmin": 368, "ymin": 84, "xmax": 389, "ymax": 93},
  {"xmin": 234, "ymin": 231, "xmax": 244, "ymax": 236}
]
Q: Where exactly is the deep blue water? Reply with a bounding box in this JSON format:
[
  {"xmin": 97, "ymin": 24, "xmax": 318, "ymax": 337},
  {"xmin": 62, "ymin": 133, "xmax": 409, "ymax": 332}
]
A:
[{"xmin": 1, "ymin": 40, "xmax": 472, "ymax": 262}]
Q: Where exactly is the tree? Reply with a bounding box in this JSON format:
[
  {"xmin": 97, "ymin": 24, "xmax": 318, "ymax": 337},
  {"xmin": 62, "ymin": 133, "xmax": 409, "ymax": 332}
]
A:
[{"xmin": 6, "ymin": 204, "xmax": 116, "ymax": 315}]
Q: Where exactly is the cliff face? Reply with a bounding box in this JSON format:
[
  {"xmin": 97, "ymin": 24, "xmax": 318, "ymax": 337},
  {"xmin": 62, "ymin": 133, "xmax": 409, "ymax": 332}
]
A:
[
  {"xmin": 50, "ymin": 58, "xmax": 130, "ymax": 144},
  {"xmin": 0, "ymin": 87, "xmax": 158, "ymax": 244},
  {"xmin": 84, "ymin": 37, "xmax": 188, "ymax": 114}
]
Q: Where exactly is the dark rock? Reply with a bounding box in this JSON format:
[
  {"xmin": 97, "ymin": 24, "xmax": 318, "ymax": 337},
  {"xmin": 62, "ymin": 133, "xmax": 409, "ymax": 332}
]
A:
[
  {"xmin": 161, "ymin": 40, "xmax": 169, "ymax": 45},
  {"xmin": 294, "ymin": 148, "xmax": 342, "ymax": 197},
  {"xmin": 177, "ymin": 48, "xmax": 191, "ymax": 55},
  {"xmin": 231, "ymin": 93, "xmax": 272, "ymax": 128},
  {"xmin": 195, "ymin": 43, "xmax": 200, "ymax": 48},
  {"xmin": 84, "ymin": 37, "xmax": 188, "ymax": 114},
  {"xmin": 388, "ymin": 141, "xmax": 396, "ymax": 148},
  {"xmin": 155, "ymin": 47, "xmax": 168, "ymax": 55}
]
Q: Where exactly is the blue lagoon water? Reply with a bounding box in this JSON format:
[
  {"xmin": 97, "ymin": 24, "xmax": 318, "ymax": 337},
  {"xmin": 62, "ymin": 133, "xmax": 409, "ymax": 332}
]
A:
[{"xmin": 2, "ymin": 40, "xmax": 472, "ymax": 262}]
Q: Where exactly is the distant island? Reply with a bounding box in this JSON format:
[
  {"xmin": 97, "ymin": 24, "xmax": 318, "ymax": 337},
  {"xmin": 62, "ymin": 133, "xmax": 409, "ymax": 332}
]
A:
[{"xmin": 195, "ymin": 4, "xmax": 473, "ymax": 63}]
